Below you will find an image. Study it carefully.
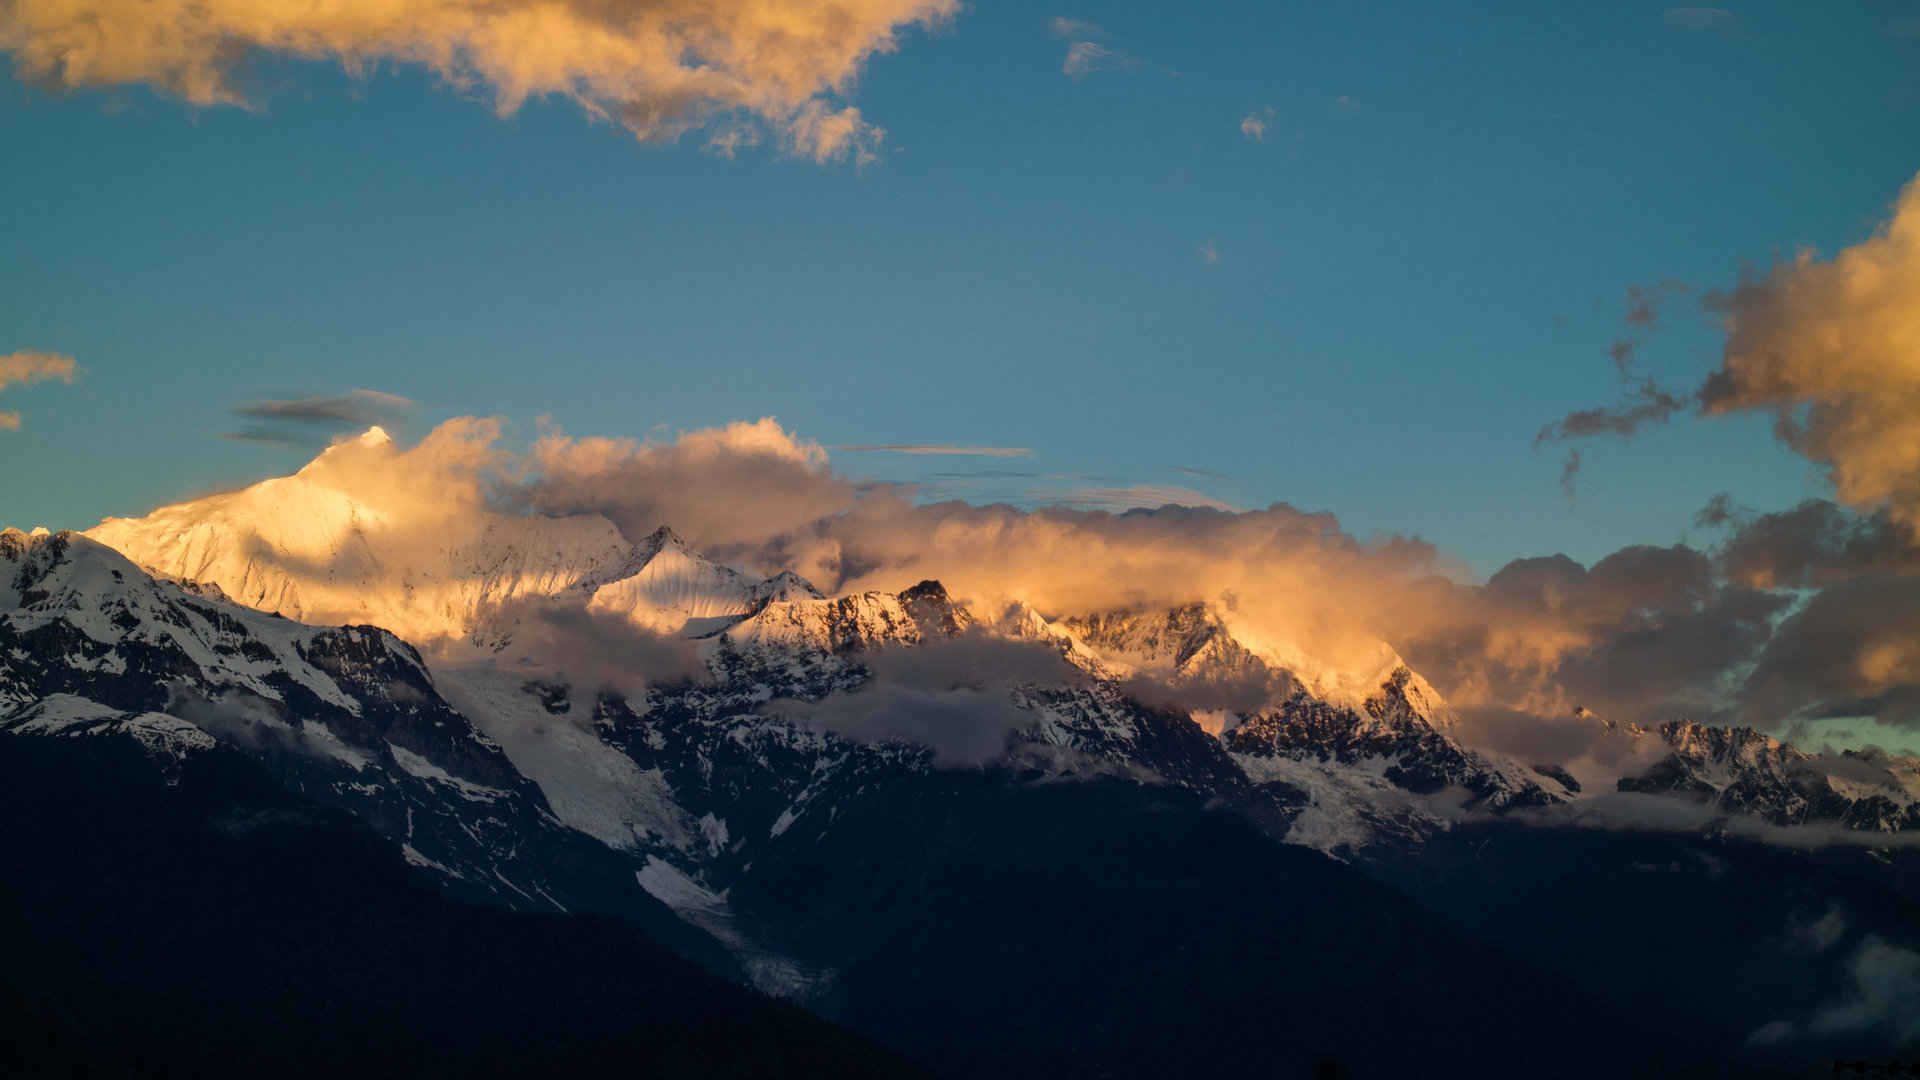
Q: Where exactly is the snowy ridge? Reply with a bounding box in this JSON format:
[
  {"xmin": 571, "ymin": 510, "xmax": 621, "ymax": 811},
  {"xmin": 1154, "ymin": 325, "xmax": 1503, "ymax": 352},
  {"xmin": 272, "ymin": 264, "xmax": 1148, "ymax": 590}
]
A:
[
  {"xmin": 0, "ymin": 527, "xmax": 682, "ymax": 922},
  {"xmin": 1596, "ymin": 714, "xmax": 1920, "ymax": 831},
  {"xmin": 87, "ymin": 479, "xmax": 641, "ymax": 647}
]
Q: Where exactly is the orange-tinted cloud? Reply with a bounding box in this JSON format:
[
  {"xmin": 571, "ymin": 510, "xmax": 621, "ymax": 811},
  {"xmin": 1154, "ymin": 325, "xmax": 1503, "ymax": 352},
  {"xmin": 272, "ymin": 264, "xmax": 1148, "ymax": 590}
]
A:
[
  {"xmin": 1541, "ymin": 171, "xmax": 1920, "ymax": 536},
  {"xmin": 0, "ymin": 350, "xmax": 75, "ymax": 391},
  {"xmin": 0, "ymin": 350, "xmax": 77, "ymax": 432},
  {"xmin": 88, "ymin": 414, "xmax": 1920, "ymax": 738},
  {"xmin": 1702, "ymin": 173, "xmax": 1920, "ymax": 534},
  {"xmin": 0, "ymin": 0, "xmax": 956, "ymax": 163}
]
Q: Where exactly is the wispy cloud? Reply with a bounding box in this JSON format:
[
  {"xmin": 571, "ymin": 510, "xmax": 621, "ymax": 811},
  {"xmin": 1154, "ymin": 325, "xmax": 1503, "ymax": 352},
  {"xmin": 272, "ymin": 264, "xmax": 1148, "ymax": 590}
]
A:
[
  {"xmin": 835, "ymin": 444, "xmax": 1034, "ymax": 458},
  {"xmin": 1049, "ymin": 16, "xmax": 1104, "ymax": 39},
  {"xmin": 0, "ymin": 350, "xmax": 78, "ymax": 432},
  {"xmin": 0, "ymin": 0, "xmax": 957, "ymax": 166},
  {"xmin": 220, "ymin": 427, "xmax": 302, "ymax": 447},
  {"xmin": 1046, "ymin": 485, "xmax": 1241, "ymax": 512},
  {"xmin": 1050, "ymin": 14, "xmax": 1144, "ymax": 80},
  {"xmin": 930, "ymin": 469, "xmax": 1042, "ymax": 479},
  {"xmin": 235, "ymin": 389, "xmax": 414, "ymax": 425},
  {"xmin": 1663, "ymin": 7, "xmax": 1739, "ymax": 30},
  {"xmin": 1062, "ymin": 40, "xmax": 1133, "ymax": 79},
  {"xmin": 225, "ymin": 388, "xmax": 413, "ymax": 446},
  {"xmin": 1170, "ymin": 465, "xmax": 1231, "ymax": 481},
  {"xmin": 1240, "ymin": 107, "xmax": 1274, "ymax": 142}
]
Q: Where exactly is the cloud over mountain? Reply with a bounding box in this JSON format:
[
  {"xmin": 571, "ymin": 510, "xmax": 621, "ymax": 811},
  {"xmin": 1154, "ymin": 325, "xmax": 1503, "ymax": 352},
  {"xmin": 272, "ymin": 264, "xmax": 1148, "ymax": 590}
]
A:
[{"xmin": 86, "ymin": 402, "xmax": 1920, "ymax": 746}]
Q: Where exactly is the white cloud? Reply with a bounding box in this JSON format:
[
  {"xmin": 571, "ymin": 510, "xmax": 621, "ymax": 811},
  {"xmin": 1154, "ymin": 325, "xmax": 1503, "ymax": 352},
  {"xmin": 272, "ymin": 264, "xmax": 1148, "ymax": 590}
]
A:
[{"xmin": 1063, "ymin": 41, "xmax": 1128, "ymax": 79}]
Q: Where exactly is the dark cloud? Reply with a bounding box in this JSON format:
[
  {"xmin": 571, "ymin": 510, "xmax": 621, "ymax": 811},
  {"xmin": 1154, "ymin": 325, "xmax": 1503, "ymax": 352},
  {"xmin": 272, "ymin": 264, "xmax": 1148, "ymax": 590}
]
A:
[
  {"xmin": 773, "ymin": 634, "xmax": 1087, "ymax": 765},
  {"xmin": 1623, "ymin": 280, "xmax": 1691, "ymax": 330},
  {"xmin": 1400, "ymin": 545, "xmax": 1786, "ymax": 727},
  {"xmin": 225, "ymin": 389, "xmax": 413, "ymax": 445},
  {"xmin": 1738, "ymin": 576, "xmax": 1920, "ymax": 730},
  {"xmin": 1119, "ymin": 666, "xmax": 1293, "ymax": 716},
  {"xmin": 1713, "ymin": 500, "xmax": 1920, "ymax": 589},
  {"xmin": 1558, "ymin": 449, "xmax": 1582, "ymax": 503},
  {"xmin": 220, "ymin": 427, "xmax": 303, "ymax": 447},
  {"xmin": 235, "ymin": 390, "xmax": 412, "ymax": 425},
  {"xmin": 478, "ymin": 595, "xmax": 711, "ymax": 701},
  {"xmin": 164, "ymin": 683, "xmax": 334, "ymax": 760},
  {"xmin": 1751, "ymin": 936, "xmax": 1920, "ymax": 1047},
  {"xmin": 1783, "ymin": 907, "xmax": 1848, "ymax": 957},
  {"xmin": 1534, "ymin": 376, "xmax": 1692, "ymax": 446}
]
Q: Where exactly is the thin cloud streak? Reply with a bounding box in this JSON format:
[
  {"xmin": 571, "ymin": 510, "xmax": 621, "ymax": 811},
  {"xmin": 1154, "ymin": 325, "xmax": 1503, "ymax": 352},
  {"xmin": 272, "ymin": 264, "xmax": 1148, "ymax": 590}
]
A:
[
  {"xmin": 835, "ymin": 444, "xmax": 1034, "ymax": 458},
  {"xmin": 224, "ymin": 388, "xmax": 414, "ymax": 446},
  {"xmin": 1048, "ymin": 16, "xmax": 1104, "ymax": 39},
  {"xmin": 234, "ymin": 389, "xmax": 416, "ymax": 425},
  {"xmin": 1663, "ymin": 7, "xmax": 1739, "ymax": 30},
  {"xmin": 1045, "ymin": 485, "xmax": 1242, "ymax": 513}
]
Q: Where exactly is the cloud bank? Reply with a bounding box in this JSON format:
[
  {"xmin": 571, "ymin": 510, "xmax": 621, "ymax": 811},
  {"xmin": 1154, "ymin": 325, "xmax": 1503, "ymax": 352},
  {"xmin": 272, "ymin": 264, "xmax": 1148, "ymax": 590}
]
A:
[
  {"xmin": 131, "ymin": 409, "xmax": 1920, "ymax": 744},
  {"xmin": 0, "ymin": 0, "xmax": 956, "ymax": 163}
]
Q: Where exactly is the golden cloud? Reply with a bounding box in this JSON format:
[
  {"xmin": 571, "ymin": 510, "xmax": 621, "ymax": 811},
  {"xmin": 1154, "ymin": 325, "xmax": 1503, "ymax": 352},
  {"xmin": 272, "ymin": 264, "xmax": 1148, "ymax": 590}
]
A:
[
  {"xmin": 1703, "ymin": 173, "xmax": 1920, "ymax": 534},
  {"xmin": 0, "ymin": 0, "xmax": 956, "ymax": 162}
]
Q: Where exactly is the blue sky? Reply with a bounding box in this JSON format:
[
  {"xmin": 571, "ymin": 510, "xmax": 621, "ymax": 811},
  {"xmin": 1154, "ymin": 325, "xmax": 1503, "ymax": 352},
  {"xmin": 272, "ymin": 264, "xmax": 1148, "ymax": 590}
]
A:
[{"xmin": 3, "ymin": 0, "xmax": 1916, "ymax": 577}]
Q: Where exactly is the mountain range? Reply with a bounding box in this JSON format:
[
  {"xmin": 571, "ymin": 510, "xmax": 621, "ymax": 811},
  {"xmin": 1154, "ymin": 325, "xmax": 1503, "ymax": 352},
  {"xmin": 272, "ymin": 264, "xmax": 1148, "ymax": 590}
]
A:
[{"xmin": 7, "ymin": 434, "xmax": 1919, "ymax": 1076}]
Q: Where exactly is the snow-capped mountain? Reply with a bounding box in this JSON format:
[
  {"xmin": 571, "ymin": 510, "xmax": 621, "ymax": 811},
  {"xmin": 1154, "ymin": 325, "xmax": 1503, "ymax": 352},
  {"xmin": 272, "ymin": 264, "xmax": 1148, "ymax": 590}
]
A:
[
  {"xmin": 67, "ymin": 429, "xmax": 1920, "ymax": 862},
  {"xmin": 14, "ymin": 499, "xmax": 1920, "ymax": 1078},
  {"xmin": 26, "ymin": 431, "xmax": 1920, "ymax": 1005},
  {"xmin": 0, "ymin": 526, "xmax": 728, "ymax": 969},
  {"xmin": 1604, "ymin": 715, "xmax": 1920, "ymax": 832},
  {"xmin": 84, "ymin": 432, "xmax": 815, "ymax": 650}
]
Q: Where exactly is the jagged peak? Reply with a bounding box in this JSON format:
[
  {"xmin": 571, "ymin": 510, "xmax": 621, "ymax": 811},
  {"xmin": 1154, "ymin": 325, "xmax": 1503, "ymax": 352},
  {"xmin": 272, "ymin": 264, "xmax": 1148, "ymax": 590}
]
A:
[
  {"xmin": 292, "ymin": 425, "xmax": 396, "ymax": 479},
  {"xmin": 897, "ymin": 579, "xmax": 950, "ymax": 604},
  {"xmin": 898, "ymin": 579, "xmax": 965, "ymax": 638},
  {"xmin": 750, "ymin": 570, "xmax": 825, "ymax": 606},
  {"xmin": 643, "ymin": 524, "xmax": 686, "ymax": 549}
]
